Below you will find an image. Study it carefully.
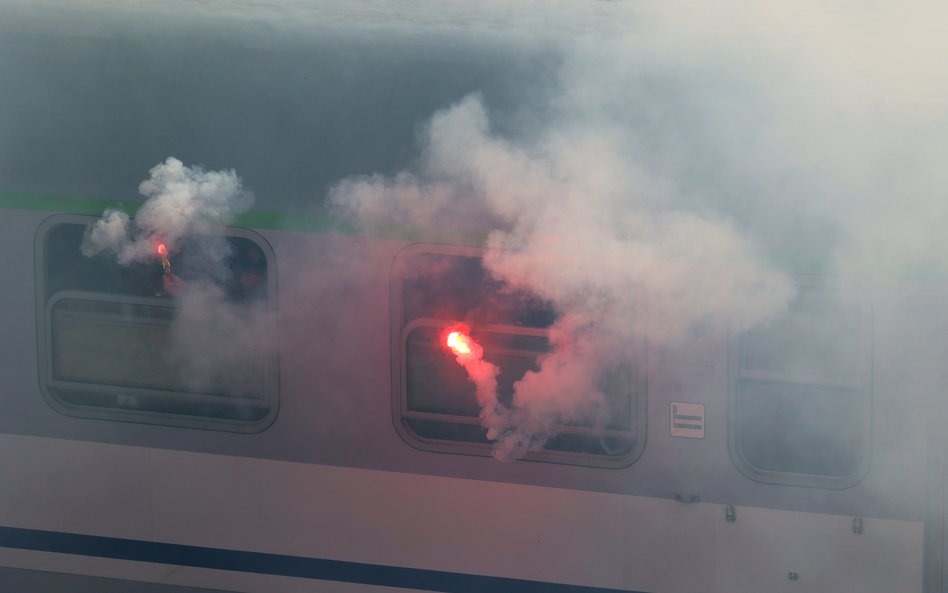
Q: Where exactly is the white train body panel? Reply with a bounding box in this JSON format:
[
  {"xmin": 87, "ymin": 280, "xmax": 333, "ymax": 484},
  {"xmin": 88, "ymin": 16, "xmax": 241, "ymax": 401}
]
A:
[{"xmin": 0, "ymin": 2, "xmax": 941, "ymax": 592}]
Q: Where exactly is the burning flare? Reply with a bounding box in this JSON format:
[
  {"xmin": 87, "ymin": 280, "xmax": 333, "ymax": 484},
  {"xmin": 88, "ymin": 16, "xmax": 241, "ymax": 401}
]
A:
[
  {"xmin": 446, "ymin": 330, "xmax": 474, "ymax": 356},
  {"xmin": 156, "ymin": 242, "xmax": 171, "ymax": 273},
  {"xmin": 442, "ymin": 325, "xmax": 504, "ymax": 444}
]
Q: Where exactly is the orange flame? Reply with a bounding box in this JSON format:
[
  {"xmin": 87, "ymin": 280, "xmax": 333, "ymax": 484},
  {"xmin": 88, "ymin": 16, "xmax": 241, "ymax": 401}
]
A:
[
  {"xmin": 444, "ymin": 325, "xmax": 486, "ymax": 362},
  {"xmin": 446, "ymin": 330, "xmax": 473, "ymax": 355}
]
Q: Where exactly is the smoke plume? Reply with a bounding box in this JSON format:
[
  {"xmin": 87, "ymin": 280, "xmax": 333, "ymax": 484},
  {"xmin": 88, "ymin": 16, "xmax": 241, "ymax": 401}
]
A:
[
  {"xmin": 446, "ymin": 328, "xmax": 505, "ymax": 441},
  {"xmin": 81, "ymin": 157, "xmax": 252, "ymax": 263},
  {"xmin": 333, "ymin": 90, "xmax": 794, "ymax": 458},
  {"xmin": 82, "ymin": 157, "xmax": 270, "ymax": 396},
  {"xmin": 330, "ymin": 1, "xmax": 948, "ymax": 460},
  {"xmin": 166, "ymin": 281, "xmax": 275, "ymax": 397}
]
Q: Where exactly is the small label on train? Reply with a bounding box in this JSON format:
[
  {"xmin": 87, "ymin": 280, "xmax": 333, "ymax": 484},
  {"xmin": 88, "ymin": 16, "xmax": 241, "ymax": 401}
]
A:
[{"xmin": 671, "ymin": 402, "xmax": 705, "ymax": 438}]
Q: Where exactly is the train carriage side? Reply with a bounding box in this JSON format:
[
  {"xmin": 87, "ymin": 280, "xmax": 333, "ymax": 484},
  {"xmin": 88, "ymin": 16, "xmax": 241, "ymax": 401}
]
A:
[{"xmin": 0, "ymin": 3, "xmax": 940, "ymax": 593}]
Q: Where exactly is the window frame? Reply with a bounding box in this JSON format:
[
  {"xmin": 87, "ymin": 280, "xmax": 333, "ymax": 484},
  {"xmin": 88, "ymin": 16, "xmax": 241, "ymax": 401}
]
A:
[
  {"xmin": 728, "ymin": 275, "xmax": 873, "ymax": 488},
  {"xmin": 35, "ymin": 213, "xmax": 280, "ymax": 433},
  {"xmin": 390, "ymin": 242, "xmax": 647, "ymax": 468}
]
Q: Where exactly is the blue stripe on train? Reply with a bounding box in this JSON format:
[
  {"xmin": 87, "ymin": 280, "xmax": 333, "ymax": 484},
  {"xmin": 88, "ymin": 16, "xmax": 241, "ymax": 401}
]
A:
[{"xmin": 0, "ymin": 526, "xmax": 644, "ymax": 593}]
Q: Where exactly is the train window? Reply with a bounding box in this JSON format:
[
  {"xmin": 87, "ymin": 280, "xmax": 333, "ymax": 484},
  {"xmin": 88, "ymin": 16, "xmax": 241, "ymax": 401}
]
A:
[
  {"xmin": 729, "ymin": 278, "xmax": 872, "ymax": 488},
  {"xmin": 35, "ymin": 215, "xmax": 278, "ymax": 432},
  {"xmin": 391, "ymin": 244, "xmax": 646, "ymax": 468}
]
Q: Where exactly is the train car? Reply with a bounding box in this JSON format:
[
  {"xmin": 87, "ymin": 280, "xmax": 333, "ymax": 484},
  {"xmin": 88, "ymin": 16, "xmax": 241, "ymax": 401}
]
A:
[{"xmin": 0, "ymin": 2, "xmax": 943, "ymax": 592}]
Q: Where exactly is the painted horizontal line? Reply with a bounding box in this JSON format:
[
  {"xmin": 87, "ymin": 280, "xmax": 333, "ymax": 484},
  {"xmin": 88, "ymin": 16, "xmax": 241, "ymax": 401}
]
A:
[
  {"xmin": 0, "ymin": 192, "xmax": 487, "ymax": 244},
  {"xmin": 0, "ymin": 526, "xmax": 642, "ymax": 593},
  {"xmin": 672, "ymin": 414, "xmax": 702, "ymax": 421},
  {"xmin": 672, "ymin": 423, "xmax": 703, "ymax": 430}
]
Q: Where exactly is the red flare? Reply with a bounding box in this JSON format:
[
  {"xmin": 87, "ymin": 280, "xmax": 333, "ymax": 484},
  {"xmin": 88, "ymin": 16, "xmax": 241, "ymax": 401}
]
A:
[
  {"xmin": 441, "ymin": 324, "xmax": 501, "ymax": 438},
  {"xmin": 447, "ymin": 331, "xmax": 473, "ymax": 355},
  {"xmin": 443, "ymin": 324, "xmax": 485, "ymax": 362},
  {"xmin": 156, "ymin": 242, "xmax": 171, "ymax": 273}
]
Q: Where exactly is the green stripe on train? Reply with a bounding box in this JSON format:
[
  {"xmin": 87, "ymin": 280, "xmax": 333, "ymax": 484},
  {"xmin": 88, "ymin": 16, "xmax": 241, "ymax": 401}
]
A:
[
  {"xmin": 0, "ymin": 191, "xmax": 483, "ymax": 244},
  {"xmin": 0, "ymin": 191, "xmax": 341, "ymax": 233},
  {"xmin": 5, "ymin": 191, "xmax": 941, "ymax": 280},
  {"xmin": 0, "ymin": 193, "xmax": 139, "ymax": 217}
]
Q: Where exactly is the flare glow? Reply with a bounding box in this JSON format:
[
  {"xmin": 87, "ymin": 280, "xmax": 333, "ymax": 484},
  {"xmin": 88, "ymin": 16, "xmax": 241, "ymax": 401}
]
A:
[
  {"xmin": 443, "ymin": 326, "xmax": 485, "ymax": 362},
  {"xmin": 446, "ymin": 330, "xmax": 473, "ymax": 356},
  {"xmin": 441, "ymin": 325, "xmax": 504, "ymax": 444},
  {"xmin": 156, "ymin": 242, "xmax": 171, "ymax": 273}
]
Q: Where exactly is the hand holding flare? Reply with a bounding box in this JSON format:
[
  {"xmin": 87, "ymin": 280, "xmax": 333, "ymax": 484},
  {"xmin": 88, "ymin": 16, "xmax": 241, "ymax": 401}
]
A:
[
  {"xmin": 156, "ymin": 242, "xmax": 171, "ymax": 273},
  {"xmin": 156, "ymin": 242, "xmax": 181, "ymax": 295}
]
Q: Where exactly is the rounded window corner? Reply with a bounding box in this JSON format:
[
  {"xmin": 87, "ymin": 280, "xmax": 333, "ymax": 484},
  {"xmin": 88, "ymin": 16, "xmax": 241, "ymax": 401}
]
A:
[
  {"xmin": 36, "ymin": 216, "xmax": 280, "ymax": 433},
  {"xmin": 728, "ymin": 275, "xmax": 873, "ymax": 489},
  {"xmin": 390, "ymin": 244, "xmax": 647, "ymax": 469}
]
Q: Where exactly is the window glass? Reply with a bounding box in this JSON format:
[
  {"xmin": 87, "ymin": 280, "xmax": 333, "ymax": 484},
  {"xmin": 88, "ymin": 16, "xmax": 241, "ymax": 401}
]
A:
[
  {"xmin": 36, "ymin": 215, "xmax": 278, "ymax": 431},
  {"xmin": 730, "ymin": 278, "xmax": 871, "ymax": 486},
  {"xmin": 392, "ymin": 244, "xmax": 646, "ymax": 467}
]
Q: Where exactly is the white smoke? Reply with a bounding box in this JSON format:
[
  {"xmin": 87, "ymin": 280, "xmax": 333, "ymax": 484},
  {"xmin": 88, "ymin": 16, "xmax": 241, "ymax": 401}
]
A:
[
  {"xmin": 81, "ymin": 157, "xmax": 252, "ymax": 263},
  {"xmin": 489, "ymin": 317, "xmax": 622, "ymax": 460},
  {"xmin": 166, "ymin": 281, "xmax": 275, "ymax": 397},
  {"xmin": 551, "ymin": 1, "xmax": 948, "ymax": 278},
  {"xmin": 330, "ymin": 0, "xmax": 948, "ymax": 460},
  {"xmin": 80, "ymin": 209, "xmax": 130, "ymax": 257},
  {"xmin": 82, "ymin": 157, "xmax": 271, "ymax": 398},
  {"xmin": 446, "ymin": 329, "xmax": 504, "ymax": 441},
  {"xmin": 332, "ymin": 92, "xmax": 794, "ymax": 459}
]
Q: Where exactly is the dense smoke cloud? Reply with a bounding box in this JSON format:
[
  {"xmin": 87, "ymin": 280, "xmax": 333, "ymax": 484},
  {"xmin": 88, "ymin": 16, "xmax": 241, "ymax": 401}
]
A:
[
  {"xmin": 331, "ymin": 0, "xmax": 948, "ymax": 460},
  {"xmin": 82, "ymin": 157, "xmax": 270, "ymax": 396},
  {"xmin": 81, "ymin": 157, "xmax": 252, "ymax": 263},
  {"xmin": 66, "ymin": 0, "xmax": 948, "ymax": 463},
  {"xmin": 333, "ymin": 92, "xmax": 793, "ymax": 458},
  {"xmin": 167, "ymin": 282, "xmax": 275, "ymax": 397},
  {"xmin": 552, "ymin": 1, "xmax": 948, "ymax": 276}
]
